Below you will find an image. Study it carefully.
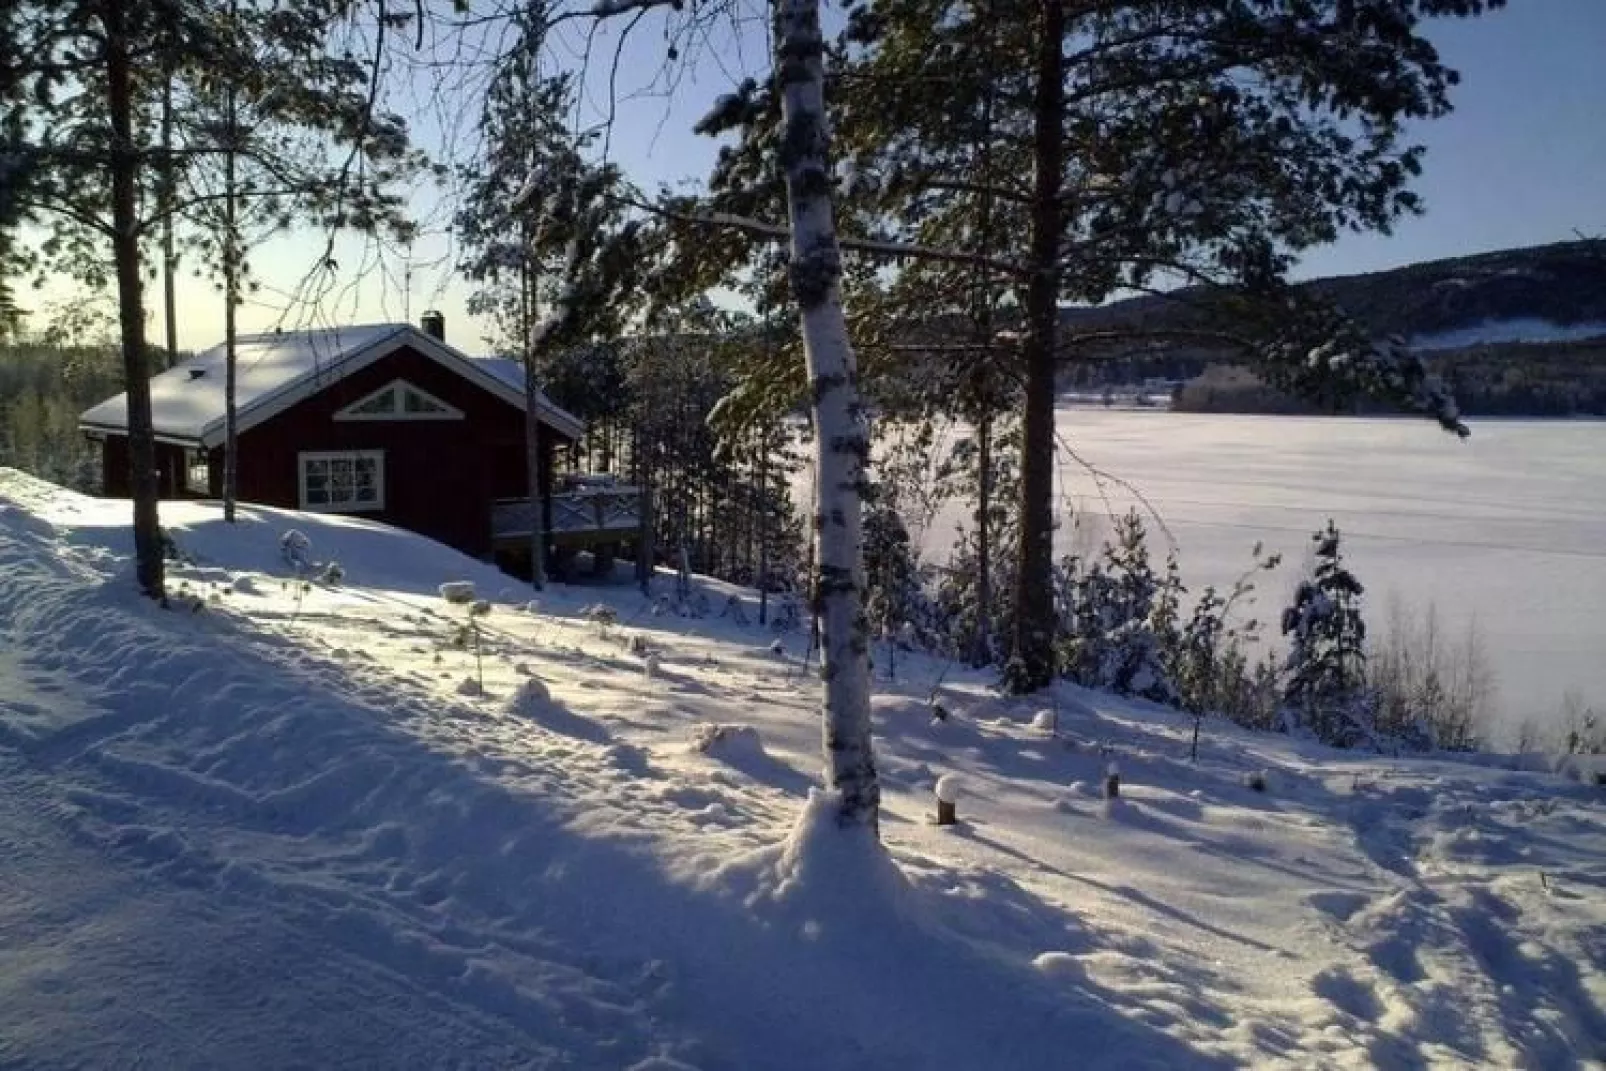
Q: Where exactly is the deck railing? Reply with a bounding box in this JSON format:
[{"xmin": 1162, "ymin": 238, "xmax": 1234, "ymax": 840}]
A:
[{"xmin": 492, "ymin": 485, "xmax": 643, "ymax": 540}]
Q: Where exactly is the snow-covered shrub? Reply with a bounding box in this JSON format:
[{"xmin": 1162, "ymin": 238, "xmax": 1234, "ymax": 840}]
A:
[
  {"xmin": 643, "ymin": 652, "xmax": 661, "ymax": 678},
  {"xmin": 581, "ymin": 602, "xmax": 618, "ymax": 634},
  {"xmin": 1559, "ymin": 692, "xmax": 1604, "ymax": 757},
  {"xmin": 930, "ymin": 417, "xmax": 1021, "ymax": 670},
  {"xmin": 438, "ymin": 581, "xmax": 476, "ymax": 605},
  {"xmin": 504, "ymin": 677, "xmax": 552, "ymax": 717},
  {"xmin": 319, "ymin": 561, "xmax": 344, "ymax": 586},
  {"xmin": 456, "ymin": 675, "xmax": 483, "ymax": 697},
  {"xmin": 863, "ymin": 504, "xmax": 926, "ymax": 680},
  {"xmin": 1031, "ymin": 709, "xmax": 1058, "ymax": 734},
  {"xmin": 230, "ymin": 575, "xmax": 259, "ymax": 596},
  {"xmin": 688, "ymin": 723, "xmax": 765, "ymax": 761},
  {"xmin": 1368, "ymin": 600, "xmax": 1491, "ymax": 752},
  {"xmin": 1056, "ymin": 512, "xmax": 1177, "ymax": 706},
  {"xmin": 721, "ymin": 594, "xmax": 750, "ymax": 627},
  {"xmin": 768, "ymin": 595, "xmax": 801, "ymax": 633},
  {"xmin": 441, "ymin": 587, "xmax": 492, "ymax": 691},
  {"xmin": 280, "ymin": 529, "xmax": 313, "ymax": 573}
]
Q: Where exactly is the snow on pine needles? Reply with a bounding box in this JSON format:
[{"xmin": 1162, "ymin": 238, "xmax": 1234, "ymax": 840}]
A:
[{"xmin": 1, "ymin": 468, "xmax": 1603, "ymax": 1069}]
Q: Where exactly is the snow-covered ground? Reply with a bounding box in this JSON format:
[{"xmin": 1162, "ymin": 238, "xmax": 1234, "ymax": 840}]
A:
[
  {"xmin": 906, "ymin": 410, "xmax": 1606, "ymax": 732},
  {"xmin": 2, "ymin": 469, "xmax": 1604, "ymax": 1069}
]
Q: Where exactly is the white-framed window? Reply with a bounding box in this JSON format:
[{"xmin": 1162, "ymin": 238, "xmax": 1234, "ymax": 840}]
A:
[
  {"xmin": 333, "ymin": 379, "xmax": 463, "ymax": 422},
  {"xmin": 185, "ymin": 448, "xmax": 210, "ymax": 495},
  {"xmin": 298, "ymin": 450, "xmax": 384, "ymax": 512}
]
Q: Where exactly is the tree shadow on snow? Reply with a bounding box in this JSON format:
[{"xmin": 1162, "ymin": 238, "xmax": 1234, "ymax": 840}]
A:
[{"xmin": 6, "ymin": 568, "xmax": 1247, "ymax": 1071}]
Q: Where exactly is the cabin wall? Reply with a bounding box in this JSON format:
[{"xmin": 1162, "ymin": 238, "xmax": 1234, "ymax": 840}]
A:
[{"xmin": 233, "ymin": 345, "xmax": 541, "ymax": 557}]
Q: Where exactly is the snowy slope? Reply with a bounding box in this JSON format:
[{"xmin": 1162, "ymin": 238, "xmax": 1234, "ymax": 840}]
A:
[{"xmin": 2, "ymin": 470, "xmax": 1603, "ymax": 1069}]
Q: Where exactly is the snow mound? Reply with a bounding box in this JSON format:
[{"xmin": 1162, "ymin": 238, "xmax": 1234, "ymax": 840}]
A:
[
  {"xmin": 1031, "ymin": 951, "xmax": 1082, "ymax": 978},
  {"xmin": 711, "ymin": 790, "xmax": 911, "ymax": 928}
]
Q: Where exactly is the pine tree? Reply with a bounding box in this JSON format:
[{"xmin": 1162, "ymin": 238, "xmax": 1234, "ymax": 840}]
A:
[
  {"xmin": 823, "ymin": 0, "xmax": 1500, "ymax": 693},
  {"xmin": 1281, "ymin": 520, "xmax": 1373, "ymax": 747}
]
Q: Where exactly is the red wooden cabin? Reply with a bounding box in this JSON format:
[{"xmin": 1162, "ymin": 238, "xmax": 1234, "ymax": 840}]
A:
[{"xmin": 79, "ymin": 318, "xmax": 638, "ymax": 571}]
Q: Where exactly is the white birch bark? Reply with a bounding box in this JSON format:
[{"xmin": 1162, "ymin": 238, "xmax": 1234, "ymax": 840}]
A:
[{"xmin": 774, "ymin": 0, "xmax": 879, "ymax": 831}]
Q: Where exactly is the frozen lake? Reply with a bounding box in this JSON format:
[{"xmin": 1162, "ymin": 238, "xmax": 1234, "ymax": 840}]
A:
[{"xmin": 907, "ymin": 410, "xmax": 1606, "ymax": 733}]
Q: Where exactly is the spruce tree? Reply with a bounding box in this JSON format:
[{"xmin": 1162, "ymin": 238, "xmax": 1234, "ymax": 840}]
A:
[{"xmin": 1281, "ymin": 520, "xmax": 1372, "ymax": 747}]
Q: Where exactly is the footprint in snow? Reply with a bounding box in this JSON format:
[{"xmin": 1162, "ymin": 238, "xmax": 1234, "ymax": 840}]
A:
[
  {"xmin": 1307, "ymin": 890, "xmax": 1371, "ymax": 923},
  {"xmin": 1310, "ymin": 967, "xmax": 1386, "ymax": 1023}
]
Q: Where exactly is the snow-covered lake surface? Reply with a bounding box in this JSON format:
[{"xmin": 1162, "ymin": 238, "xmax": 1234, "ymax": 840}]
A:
[
  {"xmin": 2, "ymin": 470, "xmax": 1603, "ymax": 1067},
  {"xmin": 912, "ymin": 411, "xmax": 1606, "ymax": 730}
]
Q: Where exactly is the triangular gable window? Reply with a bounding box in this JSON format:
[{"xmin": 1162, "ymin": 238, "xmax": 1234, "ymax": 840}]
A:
[{"xmin": 334, "ymin": 379, "xmax": 463, "ymax": 422}]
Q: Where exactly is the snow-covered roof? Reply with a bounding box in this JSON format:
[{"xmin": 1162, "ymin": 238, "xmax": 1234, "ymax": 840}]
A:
[{"xmin": 79, "ymin": 324, "xmax": 585, "ymax": 447}]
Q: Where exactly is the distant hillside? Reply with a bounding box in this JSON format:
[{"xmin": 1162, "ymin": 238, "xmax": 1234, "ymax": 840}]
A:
[{"xmin": 1061, "ymin": 240, "xmax": 1606, "ymax": 416}]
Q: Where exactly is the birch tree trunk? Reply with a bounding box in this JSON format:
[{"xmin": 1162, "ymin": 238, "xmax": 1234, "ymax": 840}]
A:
[
  {"xmin": 774, "ymin": 0, "xmax": 879, "ymax": 831},
  {"xmin": 103, "ymin": 0, "xmax": 164, "ymax": 599}
]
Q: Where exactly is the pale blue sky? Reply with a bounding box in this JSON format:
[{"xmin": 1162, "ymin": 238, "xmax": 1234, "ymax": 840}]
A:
[{"xmin": 36, "ymin": 1, "xmax": 1602, "ymax": 351}]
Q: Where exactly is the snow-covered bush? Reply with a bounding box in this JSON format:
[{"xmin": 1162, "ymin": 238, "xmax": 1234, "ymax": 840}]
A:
[
  {"xmin": 442, "ymin": 587, "xmax": 492, "ymax": 692},
  {"xmin": 1368, "ymin": 600, "xmax": 1492, "ymax": 752},
  {"xmin": 720, "ymin": 594, "xmax": 749, "ymax": 627},
  {"xmin": 1056, "ymin": 512, "xmax": 1177, "ymax": 706},
  {"xmin": 688, "ymin": 723, "xmax": 765, "ymax": 761},
  {"xmin": 504, "ymin": 677, "xmax": 553, "ymax": 717},
  {"xmin": 439, "ymin": 581, "xmax": 476, "ymax": 605},
  {"xmin": 863, "ymin": 504, "xmax": 927, "ymax": 680},
  {"xmin": 581, "ymin": 602, "xmax": 618, "ymax": 635},
  {"xmin": 280, "ymin": 529, "xmax": 313, "ymax": 573}
]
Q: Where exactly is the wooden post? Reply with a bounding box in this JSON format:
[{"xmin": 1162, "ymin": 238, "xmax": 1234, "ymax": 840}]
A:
[{"xmin": 936, "ymin": 798, "xmax": 956, "ymax": 826}]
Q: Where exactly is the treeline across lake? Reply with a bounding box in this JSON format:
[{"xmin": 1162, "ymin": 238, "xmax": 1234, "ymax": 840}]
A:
[{"xmin": 0, "ymin": 338, "xmax": 123, "ymax": 492}]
